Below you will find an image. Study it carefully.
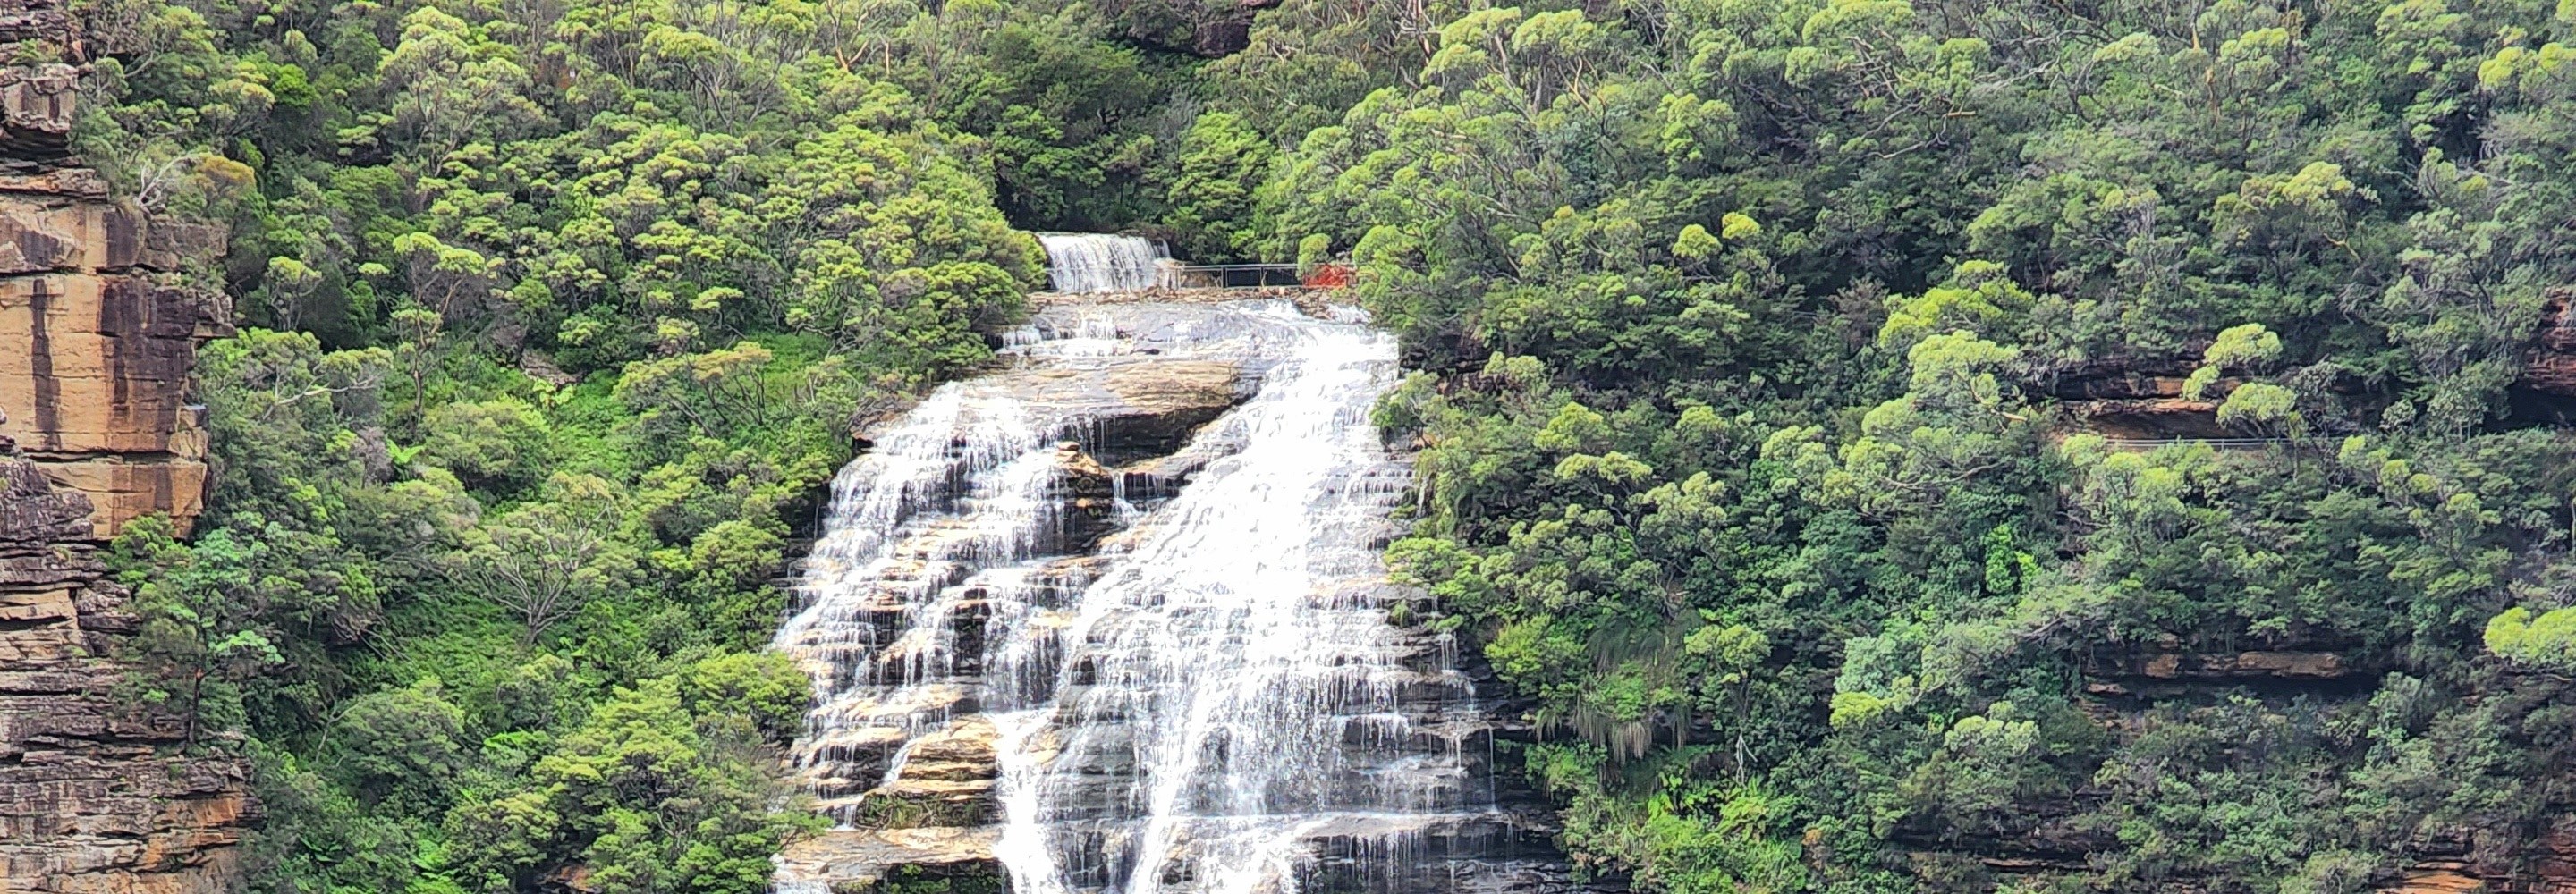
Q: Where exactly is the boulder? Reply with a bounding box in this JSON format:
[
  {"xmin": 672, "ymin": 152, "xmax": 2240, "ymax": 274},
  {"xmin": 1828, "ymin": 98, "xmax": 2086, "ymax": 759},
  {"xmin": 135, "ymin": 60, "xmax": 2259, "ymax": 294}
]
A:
[
  {"xmin": 1097, "ymin": 360, "xmax": 1240, "ymax": 454},
  {"xmin": 854, "ymin": 357, "xmax": 1244, "ymax": 466},
  {"xmin": 0, "ymin": 63, "xmax": 75, "ymax": 162},
  {"xmin": 0, "ymin": 453, "xmax": 86, "ymax": 543}
]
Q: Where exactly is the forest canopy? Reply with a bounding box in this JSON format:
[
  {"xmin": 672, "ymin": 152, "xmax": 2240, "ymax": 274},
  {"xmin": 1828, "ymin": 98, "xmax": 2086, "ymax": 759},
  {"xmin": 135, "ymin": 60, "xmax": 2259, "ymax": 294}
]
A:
[{"xmin": 75, "ymin": 0, "xmax": 2576, "ymax": 890}]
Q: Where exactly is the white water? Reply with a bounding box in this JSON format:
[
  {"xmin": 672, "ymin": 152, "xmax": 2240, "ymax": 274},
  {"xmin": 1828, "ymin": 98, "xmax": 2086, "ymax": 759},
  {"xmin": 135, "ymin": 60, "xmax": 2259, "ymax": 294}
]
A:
[
  {"xmin": 1040, "ymin": 233, "xmax": 1169, "ymax": 292},
  {"xmin": 999, "ymin": 305, "xmax": 1447, "ymax": 894},
  {"xmin": 776, "ymin": 300, "xmax": 1543, "ymax": 893}
]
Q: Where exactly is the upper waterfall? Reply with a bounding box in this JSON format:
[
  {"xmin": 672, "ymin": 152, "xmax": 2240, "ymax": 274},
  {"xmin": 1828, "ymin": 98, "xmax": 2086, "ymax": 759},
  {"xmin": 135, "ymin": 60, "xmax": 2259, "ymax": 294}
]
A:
[
  {"xmin": 771, "ymin": 298, "xmax": 1576, "ymax": 893},
  {"xmin": 1038, "ymin": 233, "xmax": 1169, "ymax": 292}
]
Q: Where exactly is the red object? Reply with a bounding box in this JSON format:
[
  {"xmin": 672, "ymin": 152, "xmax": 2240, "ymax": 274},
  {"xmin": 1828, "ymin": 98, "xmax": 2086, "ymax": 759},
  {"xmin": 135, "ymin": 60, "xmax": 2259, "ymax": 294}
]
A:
[{"xmin": 1303, "ymin": 263, "xmax": 1355, "ymax": 289}]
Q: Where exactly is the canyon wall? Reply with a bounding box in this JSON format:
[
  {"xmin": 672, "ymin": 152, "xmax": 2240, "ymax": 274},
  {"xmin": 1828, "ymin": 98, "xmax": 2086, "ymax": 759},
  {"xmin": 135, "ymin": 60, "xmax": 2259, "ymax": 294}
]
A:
[
  {"xmin": 0, "ymin": 117, "xmax": 231, "ymax": 539},
  {"xmin": 0, "ymin": 2, "xmax": 256, "ymax": 892},
  {"xmin": 0, "ymin": 431, "xmax": 258, "ymax": 894}
]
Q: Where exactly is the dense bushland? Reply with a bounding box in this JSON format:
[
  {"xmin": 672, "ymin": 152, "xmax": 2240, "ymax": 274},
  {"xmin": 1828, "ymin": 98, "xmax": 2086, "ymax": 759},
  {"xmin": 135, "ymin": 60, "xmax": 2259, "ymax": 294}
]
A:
[
  {"xmin": 80, "ymin": 1, "xmax": 1171, "ymax": 890},
  {"xmin": 81, "ymin": 0, "xmax": 2576, "ymax": 890},
  {"xmin": 1258, "ymin": 0, "xmax": 2576, "ymax": 889}
]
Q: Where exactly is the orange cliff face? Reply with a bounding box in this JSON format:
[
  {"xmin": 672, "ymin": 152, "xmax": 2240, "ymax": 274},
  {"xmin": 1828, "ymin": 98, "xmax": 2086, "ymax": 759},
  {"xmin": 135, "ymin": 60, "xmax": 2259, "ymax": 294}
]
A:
[{"xmin": 0, "ymin": 68, "xmax": 232, "ymax": 540}]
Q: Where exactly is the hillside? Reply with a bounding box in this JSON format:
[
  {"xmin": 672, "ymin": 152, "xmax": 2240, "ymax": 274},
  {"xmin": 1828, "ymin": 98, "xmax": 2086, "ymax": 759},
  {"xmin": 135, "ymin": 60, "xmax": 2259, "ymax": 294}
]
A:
[{"xmin": 0, "ymin": 0, "xmax": 2572, "ymax": 891}]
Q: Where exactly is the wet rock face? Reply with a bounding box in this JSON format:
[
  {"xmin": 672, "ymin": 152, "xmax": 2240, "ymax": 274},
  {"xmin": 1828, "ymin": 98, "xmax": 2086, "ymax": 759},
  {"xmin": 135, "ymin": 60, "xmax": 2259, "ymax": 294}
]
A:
[
  {"xmin": 774, "ymin": 826, "xmax": 1006, "ymax": 893},
  {"xmin": 1096, "ymin": 360, "xmax": 1240, "ymax": 460},
  {"xmin": 779, "ymin": 299, "xmax": 1593, "ymax": 894},
  {"xmin": 856, "ymin": 350, "xmax": 1245, "ymax": 466}
]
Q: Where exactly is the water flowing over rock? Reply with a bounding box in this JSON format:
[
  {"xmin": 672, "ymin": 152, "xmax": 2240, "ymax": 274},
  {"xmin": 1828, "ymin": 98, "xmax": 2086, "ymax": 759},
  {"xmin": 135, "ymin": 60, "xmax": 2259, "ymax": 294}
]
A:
[
  {"xmin": 1038, "ymin": 234, "xmax": 1169, "ymax": 293},
  {"xmin": 774, "ymin": 299, "xmax": 1579, "ymax": 893}
]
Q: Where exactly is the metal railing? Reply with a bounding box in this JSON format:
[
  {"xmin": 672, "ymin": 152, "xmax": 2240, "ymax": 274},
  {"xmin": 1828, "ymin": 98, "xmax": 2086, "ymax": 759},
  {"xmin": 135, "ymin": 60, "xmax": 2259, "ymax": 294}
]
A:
[{"xmin": 1165, "ymin": 263, "xmax": 1305, "ymax": 289}]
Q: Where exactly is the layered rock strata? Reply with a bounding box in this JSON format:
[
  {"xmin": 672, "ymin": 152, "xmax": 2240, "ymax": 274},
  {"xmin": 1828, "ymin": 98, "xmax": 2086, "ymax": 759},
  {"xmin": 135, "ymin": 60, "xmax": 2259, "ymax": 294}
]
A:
[
  {"xmin": 0, "ymin": 164, "xmax": 232, "ymax": 538},
  {"xmin": 0, "ymin": 0, "xmax": 229, "ymax": 539},
  {"xmin": 775, "ymin": 299, "xmax": 1578, "ymax": 893},
  {"xmin": 0, "ymin": 420, "xmax": 259, "ymax": 894},
  {"xmin": 0, "ymin": 4, "xmax": 255, "ymax": 891},
  {"xmin": 2525, "ymin": 291, "xmax": 2576, "ymax": 398}
]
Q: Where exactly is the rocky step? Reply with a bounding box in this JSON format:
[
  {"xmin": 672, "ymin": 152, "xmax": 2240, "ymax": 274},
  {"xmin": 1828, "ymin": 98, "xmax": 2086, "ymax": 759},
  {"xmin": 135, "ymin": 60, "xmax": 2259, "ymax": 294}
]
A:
[
  {"xmin": 809, "ymin": 684, "xmax": 979, "ymax": 732},
  {"xmin": 825, "ymin": 778, "xmax": 998, "ymax": 829},
  {"xmin": 795, "ymin": 726, "xmax": 910, "ymax": 782},
  {"xmin": 1006, "ymin": 808, "xmax": 1569, "ymax": 892},
  {"xmin": 1050, "ymin": 666, "xmax": 1473, "ymax": 709},
  {"xmin": 772, "ymin": 826, "xmax": 1004, "ymax": 894}
]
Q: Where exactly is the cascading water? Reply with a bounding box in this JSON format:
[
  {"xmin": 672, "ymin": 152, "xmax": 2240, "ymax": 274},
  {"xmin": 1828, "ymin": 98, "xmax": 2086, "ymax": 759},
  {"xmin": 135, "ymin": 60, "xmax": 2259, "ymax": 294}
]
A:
[
  {"xmin": 775, "ymin": 299, "xmax": 1572, "ymax": 893},
  {"xmin": 1039, "ymin": 233, "xmax": 1169, "ymax": 292}
]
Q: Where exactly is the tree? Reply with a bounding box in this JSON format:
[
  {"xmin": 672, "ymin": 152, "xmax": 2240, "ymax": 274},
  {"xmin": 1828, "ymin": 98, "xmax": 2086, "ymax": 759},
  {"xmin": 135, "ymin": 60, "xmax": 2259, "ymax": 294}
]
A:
[
  {"xmin": 2181, "ymin": 323, "xmax": 2284, "ymax": 401},
  {"xmin": 1165, "ymin": 112, "xmax": 1273, "ymax": 260},
  {"xmin": 420, "ymin": 397, "xmax": 553, "ymax": 490},
  {"xmin": 445, "ymin": 655, "xmax": 817, "ymax": 894},
  {"xmin": 111, "ymin": 519, "xmax": 285, "ymax": 747},
  {"xmin": 374, "ymin": 6, "xmax": 544, "ymax": 160},
  {"xmin": 449, "ymin": 472, "xmax": 638, "ymax": 645},
  {"xmin": 327, "ymin": 679, "xmax": 467, "ymax": 805},
  {"xmin": 2486, "ymin": 606, "xmax": 2576, "ymax": 672},
  {"xmin": 390, "ymin": 301, "xmax": 445, "ymax": 436},
  {"xmin": 2216, "ymin": 382, "xmax": 2305, "ymax": 437}
]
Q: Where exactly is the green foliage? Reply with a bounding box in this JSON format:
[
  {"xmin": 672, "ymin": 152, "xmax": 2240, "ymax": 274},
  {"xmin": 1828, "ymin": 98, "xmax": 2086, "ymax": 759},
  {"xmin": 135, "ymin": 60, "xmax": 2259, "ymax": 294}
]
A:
[
  {"xmin": 111, "ymin": 518, "xmax": 289, "ymax": 747},
  {"xmin": 78, "ymin": 0, "xmax": 1133, "ymax": 887},
  {"xmin": 84, "ymin": 0, "xmax": 2576, "ymax": 889},
  {"xmin": 1274, "ymin": 0, "xmax": 2576, "ymax": 887},
  {"xmin": 1165, "ymin": 111, "xmax": 1273, "ymax": 261},
  {"xmin": 328, "ymin": 679, "xmax": 468, "ymax": 806},
  {"xmin": 2487, "ymin": 606, "xmax": 2576, "ymax": 671}
]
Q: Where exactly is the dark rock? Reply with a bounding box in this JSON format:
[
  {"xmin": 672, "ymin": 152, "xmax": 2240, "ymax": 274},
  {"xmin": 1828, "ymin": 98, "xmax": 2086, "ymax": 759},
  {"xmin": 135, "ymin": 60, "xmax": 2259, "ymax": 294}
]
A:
[
  {"xmin": 2525, "ymin": 290, "xmax": 2576, "ymax": 398},
  {"xmin": 1097, "ymin": 0, "xmax": 1284, "ymax": 56}
]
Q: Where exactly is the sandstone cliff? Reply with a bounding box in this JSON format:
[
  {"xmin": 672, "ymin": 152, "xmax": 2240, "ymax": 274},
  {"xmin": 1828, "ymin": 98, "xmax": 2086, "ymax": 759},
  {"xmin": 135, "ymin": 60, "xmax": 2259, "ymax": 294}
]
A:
[
  {"xmin": 0, "ymin": 425, "xmax": 259, "ymax": 894},
  {"xmin": 2525, "ymin": 291, "xmax": 2576, "ymax": 399},
  {"xmin": 0, "ymin": 3, "xmax": 230, "ymax": 540},
  {"xmin": 0, "ymin": 2, "xmax": 256, "ymax": 891}
]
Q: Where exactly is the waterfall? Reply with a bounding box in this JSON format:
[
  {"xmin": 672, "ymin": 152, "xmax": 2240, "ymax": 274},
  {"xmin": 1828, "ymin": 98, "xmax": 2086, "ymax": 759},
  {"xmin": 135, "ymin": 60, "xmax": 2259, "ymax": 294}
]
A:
[
  {"xmin": 1039, "ymin": 233, "xmax": 1168, "ymax": 292},
  {"xmin": 775, "ymin": 299, "xmax": 1569, "ymax": 893}
]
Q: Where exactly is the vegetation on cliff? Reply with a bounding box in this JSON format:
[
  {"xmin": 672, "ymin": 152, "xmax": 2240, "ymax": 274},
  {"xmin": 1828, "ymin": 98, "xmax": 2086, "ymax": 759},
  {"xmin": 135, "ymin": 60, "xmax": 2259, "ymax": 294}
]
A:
[
  {"xmin": 1275, "ymin": 0, "xmax": 2576, "ymax": 889},
  {"xmin": 77, "ymin": 0, "xmax": 2576, "ymax": 890},
  {"xmin": 74, "ymin": 0, "xmax": 1126, "ymax": 890}
]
